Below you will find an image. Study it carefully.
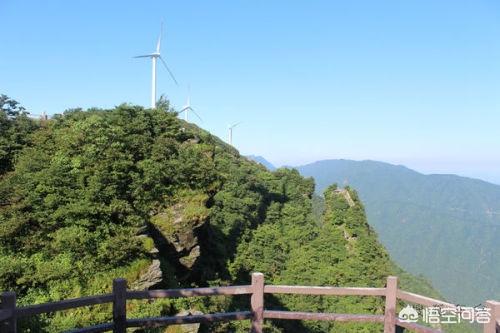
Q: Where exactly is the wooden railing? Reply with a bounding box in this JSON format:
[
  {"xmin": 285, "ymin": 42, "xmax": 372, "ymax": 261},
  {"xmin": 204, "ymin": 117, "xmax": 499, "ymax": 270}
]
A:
[{"xmin": 0, "ymin": 273, "xmax": 499, "ymax": 333}]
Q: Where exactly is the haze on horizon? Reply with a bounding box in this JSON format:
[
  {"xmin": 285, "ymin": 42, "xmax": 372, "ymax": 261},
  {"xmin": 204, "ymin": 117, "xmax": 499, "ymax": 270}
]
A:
[{"xmin": 1, "ymin": 0, "xmax": 499, "ymax": 184}]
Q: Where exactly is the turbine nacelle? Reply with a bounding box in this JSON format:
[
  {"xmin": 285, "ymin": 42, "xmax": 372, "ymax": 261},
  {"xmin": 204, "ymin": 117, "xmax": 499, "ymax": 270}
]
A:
[
  {"xmin": 178, "ymin": 86, "xmax": 202, "ymax": 122},
  {"xmin": 228, "ymin": 122, "xmax": 241, "ymax": 145}
]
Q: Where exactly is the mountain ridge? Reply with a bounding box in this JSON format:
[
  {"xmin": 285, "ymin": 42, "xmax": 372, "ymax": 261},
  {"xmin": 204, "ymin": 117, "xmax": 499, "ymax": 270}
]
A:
[
  {"xmin": 301, "ymin": 158, "xmax": 500, "ymax": 186},
  {"xmin": 246, "ymin": 155, "xmax": 276, "ymax": 171},
  {"xmin": 296, "ymin": 158, "xmax": 500, "ymax": 305}
]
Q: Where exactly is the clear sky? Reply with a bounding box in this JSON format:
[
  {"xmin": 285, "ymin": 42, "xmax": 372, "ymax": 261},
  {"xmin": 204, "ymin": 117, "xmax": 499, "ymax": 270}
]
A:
[{"xmin": 1, "ymin": 1, "xmax": 499, "ymax": 184}]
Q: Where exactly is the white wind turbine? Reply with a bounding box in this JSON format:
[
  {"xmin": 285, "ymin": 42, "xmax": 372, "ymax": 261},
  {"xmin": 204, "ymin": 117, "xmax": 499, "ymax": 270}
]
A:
[
  {"xmin": 134, "ymin": 23, "xmax": 178, "ymax": 108},
  {"xmin": 27, "ymin": 112, "xmax": 48, "ymax": 121},
  {"xmin": 179, "ymin": 86, "xmax": 202, "ymax": 122},
  {"xmin": 228, "ymin": 122, "xmax": 241, "ymax": 145}
]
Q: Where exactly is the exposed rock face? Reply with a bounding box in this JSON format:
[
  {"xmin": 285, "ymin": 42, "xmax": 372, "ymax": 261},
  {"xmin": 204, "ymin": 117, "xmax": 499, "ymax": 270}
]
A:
[
  {"xmin": 334, "ymin": 188, "xmax": 355, "ymax": 207},
  {"xmin": 150, "ymin": 190, "xmax": 210, "ymax": 271},
  {"xmin": 161, "ymin": 203, "xmax": 200, "ymax": 253},
  {"xmin": 179, "ymin": 245, "xmax": 200, "ymax": 269},
  {"xmin": 131, "ymin": 259, "xmax": 163, "ymax": 290}
]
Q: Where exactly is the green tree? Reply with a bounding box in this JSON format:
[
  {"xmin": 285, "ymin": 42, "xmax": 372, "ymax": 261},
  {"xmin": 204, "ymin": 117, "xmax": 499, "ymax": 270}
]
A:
[{"xmin": 0, "ymin": 94, "xmax": 38, "ymax": 174}]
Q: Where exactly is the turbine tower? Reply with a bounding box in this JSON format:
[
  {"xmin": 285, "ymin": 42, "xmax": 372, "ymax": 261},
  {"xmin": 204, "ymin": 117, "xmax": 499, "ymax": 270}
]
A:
[
  {"xmin": 134, "ymin": 23, "xmax": 178, "ymax": 108},
  {"xmin": 179, "ymin": 85, "xmax": 202, "ymax": 122},
  {"xmin": 228, "ymin": 122, "xmax": 241, "ymax": 145}
]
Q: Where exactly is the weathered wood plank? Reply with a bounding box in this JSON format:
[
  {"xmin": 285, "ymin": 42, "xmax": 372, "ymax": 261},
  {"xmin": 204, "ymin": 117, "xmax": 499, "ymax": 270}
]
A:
[
  {"xmin": 251, "ymin": 272, "xmax": 264, "ymax": 333},
  {"xmin": 0, "ymin": 309, "xmax": 13, "ymax": 322},
  {"xmin": 264, "ymin": 285, "xmax": 386, "ymax": 296},
  {"xmin": 384, "ymin": 276, "xmax": 398, "ymax": 333},
  {"xmin": 483, "ymin": 300, "xmax": 500, "ymax": 333},
  {"xmin": 16, "ymin": 294, "xmax": 114, "ymax": 317},
  {"xmin": 126, "ymin": 285, "xmax": 252, "ymax": 299},
  {"xmin": 0, "ymin": 292, "xmax": 16, "ymax": 333},
  {"xmin": 397, "ymin": 290, "xmax": 456, "ymax": 309},
  {"xmin": 263, "ymin": 310, "xmax": 384, "ymax": 322},
  {"xmin": 112, "ymin": 279, "xmax": 127, "ymax": 333},
  {"xmin": 126, "ymin": 311, "xmax": 253, "ymax": 328}
]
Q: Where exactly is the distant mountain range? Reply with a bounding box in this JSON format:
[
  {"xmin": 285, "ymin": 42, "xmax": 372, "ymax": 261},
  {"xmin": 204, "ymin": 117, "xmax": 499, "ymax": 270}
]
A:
[{"xmin": 295, "ymin": 159, "xmax": 500, "ymax": 305}]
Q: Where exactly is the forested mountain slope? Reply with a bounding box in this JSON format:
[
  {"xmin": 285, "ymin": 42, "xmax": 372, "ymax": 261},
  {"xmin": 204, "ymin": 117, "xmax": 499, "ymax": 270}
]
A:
[
  {"xmin": 297, "ymin": 159, "xmax": 500, "ymax": 305},
  {"xmin": 1, "ymin": 99, "xmax": 440, "ymax": 332}
]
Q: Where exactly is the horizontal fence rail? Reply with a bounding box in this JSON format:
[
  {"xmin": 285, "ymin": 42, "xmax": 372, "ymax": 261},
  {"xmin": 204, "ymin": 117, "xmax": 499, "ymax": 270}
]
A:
[
  {"xmin": 397, "ymin": 290, "xmax": 457, "ymax": 309},
  {"xmin": 264, "ymin": 310, "xmax": 385, "ymax": 323},
  {"xmin": 16, "ymin": 294, "xmax": 114, "ymax": 318},
  {"xmin": 126, "ymin": 285, "xmax": 253, "ymax": 299},
  {"xmin": 0, "ymin": 273, "xmax": 499, "ymax": 333},
  {"xmin": 126, "ymin": 311, "xmax": 253, "ymax": 329},
  {"xmin": 264, "ymin": 285, "xmax": 387, "ymax": 296}
]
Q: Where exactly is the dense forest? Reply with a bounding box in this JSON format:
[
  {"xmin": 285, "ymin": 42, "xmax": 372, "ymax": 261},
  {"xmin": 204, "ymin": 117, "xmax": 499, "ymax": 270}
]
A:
[{"xmin": 0, "ymin": 96, "xmax": 467, "ymax": 332}]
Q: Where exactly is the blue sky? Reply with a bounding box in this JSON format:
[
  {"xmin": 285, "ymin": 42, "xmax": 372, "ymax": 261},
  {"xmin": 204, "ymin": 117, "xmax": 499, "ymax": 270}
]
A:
[{"xmin": 1, "ymin": 1, "xmax": 499, "ymax": 183}]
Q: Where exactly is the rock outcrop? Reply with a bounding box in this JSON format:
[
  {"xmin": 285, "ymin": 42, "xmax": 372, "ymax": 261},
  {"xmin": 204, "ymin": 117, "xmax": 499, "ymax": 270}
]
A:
[
  {"xmin": 150, "ymin": 190, "xmax": 210, "ymax": 271},
  {"xmin": 131, "ymin": 259, "xmax": 163, "ymax": 290}
]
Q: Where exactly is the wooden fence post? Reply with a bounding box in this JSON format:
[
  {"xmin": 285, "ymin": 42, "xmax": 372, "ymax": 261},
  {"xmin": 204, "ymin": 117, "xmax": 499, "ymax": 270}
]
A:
[
  {"xmin": 250, "ymin": 272, "xmax": 264, "ymax": 333},
  {"xmin": 113, "ymin": 278, "xmax": 127, "ymax": 333},
  {"xmin": 384, "ymin": 276, "xmax": 398, "ymax": 333},
  {"xmin": 483, "ymin": 300, "xmax": 500, "ymax": 333},
  {"xmin": 1, "ymin": 292, "xmax": 17, "ymax": 333}
]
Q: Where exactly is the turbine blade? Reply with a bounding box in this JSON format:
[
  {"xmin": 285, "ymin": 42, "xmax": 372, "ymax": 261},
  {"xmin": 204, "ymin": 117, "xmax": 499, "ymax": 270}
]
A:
[
  {"xmin": 156, "ymin": 22, "xmax": 163, "ymax": 53},
  {"xmin": 191, "ymin": 107, "xmax": 203, "ymax": 122},
  {"xmin": 159, "ymin": 56, "xmax": 178, "ymax": 86},
  {"xmin": 134, "ymin": 55, "xmax": 153, "ymax": 58}
]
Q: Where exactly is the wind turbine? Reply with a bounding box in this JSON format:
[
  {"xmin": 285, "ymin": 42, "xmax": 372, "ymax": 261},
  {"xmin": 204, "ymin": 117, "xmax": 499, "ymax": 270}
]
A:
[
  {"xmin": 134, "ymin": 23, "xmax": 178, "ymax": 109},
  {"xmin": 27, "ymin": 112, "xmax": 48, "ymax": 121},
  {"xmin": 228, "ymin": 122, "xmax": 241, "ymax": 145},
  {"xmin": 179, "ymin": 85, "xmax": 202, "ymax": 122}
]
